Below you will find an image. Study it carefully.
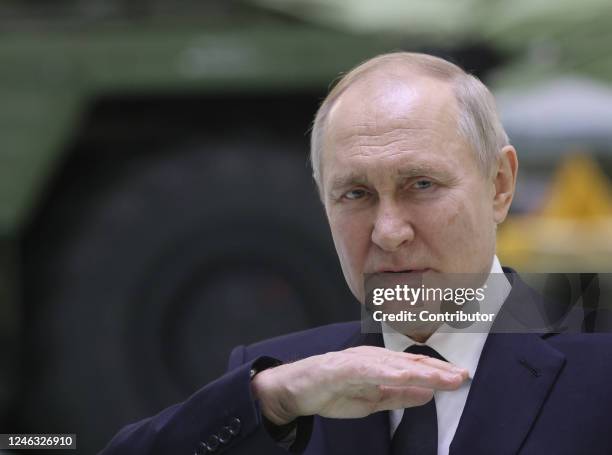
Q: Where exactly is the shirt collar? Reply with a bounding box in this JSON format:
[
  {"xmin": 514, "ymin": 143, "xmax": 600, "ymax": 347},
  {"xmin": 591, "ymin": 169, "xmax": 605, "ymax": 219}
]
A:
[{"xmin": 381, "ymin": 255, "xmax": 511, "ymax": 379}]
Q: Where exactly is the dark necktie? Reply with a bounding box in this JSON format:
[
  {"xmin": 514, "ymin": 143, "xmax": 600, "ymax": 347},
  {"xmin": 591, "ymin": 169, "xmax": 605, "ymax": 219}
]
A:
[{"xmin": 390, "ymin": 344, "xmax": 445, "ymax": 455}]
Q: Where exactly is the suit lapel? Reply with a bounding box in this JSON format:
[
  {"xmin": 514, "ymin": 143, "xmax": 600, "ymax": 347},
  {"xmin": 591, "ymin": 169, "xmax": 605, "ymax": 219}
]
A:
[
  {"xmin": 319, "ymin": 328, "xmax": 391, "ymax": 454},
  {"xmin": 450, "ymin": 272, "xmax": 567, "ymax": 454},
  {"xmin": 320, "ymin": 271, "xmax": 568, "ymax": 454}
]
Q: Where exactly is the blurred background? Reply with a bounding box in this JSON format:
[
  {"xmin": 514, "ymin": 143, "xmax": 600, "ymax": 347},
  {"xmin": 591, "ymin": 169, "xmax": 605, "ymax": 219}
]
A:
[{"xmin": 0, "ymin": 0, "xmax": 611, "ymax": 453}]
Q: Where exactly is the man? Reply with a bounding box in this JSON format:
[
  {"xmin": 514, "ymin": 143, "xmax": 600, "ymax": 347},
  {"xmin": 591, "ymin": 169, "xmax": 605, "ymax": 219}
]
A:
[{"xmin": 100, "ymin": 53, "xmax": 612, "ymax": 455}]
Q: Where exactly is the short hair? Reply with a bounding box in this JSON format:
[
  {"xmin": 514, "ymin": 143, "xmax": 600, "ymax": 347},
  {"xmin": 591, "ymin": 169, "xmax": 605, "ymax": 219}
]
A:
[{"xmin": 310, "ymin": 52, "xmax": 509, "ymax": 190}]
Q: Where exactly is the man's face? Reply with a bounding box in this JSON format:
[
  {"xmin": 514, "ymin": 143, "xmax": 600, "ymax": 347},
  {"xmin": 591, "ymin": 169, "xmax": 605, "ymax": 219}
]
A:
[{"xmin": 320, "ymin": 74, "xmax": 499, "ymax": 303}]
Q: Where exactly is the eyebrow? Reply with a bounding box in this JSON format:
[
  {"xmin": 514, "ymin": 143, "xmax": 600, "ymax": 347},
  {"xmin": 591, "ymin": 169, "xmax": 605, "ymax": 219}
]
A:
[{"xmin": 329, "ymin": 164, "xmax": 445, "ymax": 191}]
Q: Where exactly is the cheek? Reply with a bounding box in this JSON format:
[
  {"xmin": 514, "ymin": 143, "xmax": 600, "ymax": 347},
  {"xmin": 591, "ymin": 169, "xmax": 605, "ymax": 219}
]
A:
[
  {"xmin": 438, "ymin": 192, "xmax": 496, "ymax": 259},
  {"xmin": 328, "ymin": 210, "xmax": 372, "ymax": 273},
  {"xmin": 422, "ymin": 193, "xmax": 485, "ymax": 249}
]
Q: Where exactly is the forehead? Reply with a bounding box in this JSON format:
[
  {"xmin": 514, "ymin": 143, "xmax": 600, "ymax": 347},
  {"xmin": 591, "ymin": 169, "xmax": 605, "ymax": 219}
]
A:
[
  {"xmin": 329, "ymin": 72, "xmax": 457, "ymax": 129},
  {"xmin": 321, "ymin": 72, "xmax": 471, "ymax": 186}
]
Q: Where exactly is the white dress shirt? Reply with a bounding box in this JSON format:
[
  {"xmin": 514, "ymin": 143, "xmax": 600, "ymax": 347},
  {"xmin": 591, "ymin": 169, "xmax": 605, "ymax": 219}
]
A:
[{"xmin": 382, "ymin": 255, "xmax": 511, "ymax": 455}]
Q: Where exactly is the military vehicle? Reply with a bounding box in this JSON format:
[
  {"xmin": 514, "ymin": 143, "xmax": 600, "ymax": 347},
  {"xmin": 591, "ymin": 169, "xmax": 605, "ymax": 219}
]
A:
[
  {"xmin": 8, "ymin": 1, "xmax": 612, "ymax": 453},
  {"xmin": 0, "ymin": 1, "xmax": 508, "ymax": 453}
]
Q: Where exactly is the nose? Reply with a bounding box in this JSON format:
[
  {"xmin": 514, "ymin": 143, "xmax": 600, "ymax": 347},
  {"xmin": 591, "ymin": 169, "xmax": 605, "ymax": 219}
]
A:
[{"xmin": 371, "ymin": 201, "xmax": 415, "ymax": 252}]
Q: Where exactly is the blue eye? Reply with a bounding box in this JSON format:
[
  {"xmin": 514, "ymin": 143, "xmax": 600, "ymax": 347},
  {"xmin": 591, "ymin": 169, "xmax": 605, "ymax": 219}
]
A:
[
  {"xmin": 413, "ymin": 180, "xmax": 433, "ymax": 190},
  {"xmin": 344, "ymin": 189, "xmax": 368, "ymax": 200}
]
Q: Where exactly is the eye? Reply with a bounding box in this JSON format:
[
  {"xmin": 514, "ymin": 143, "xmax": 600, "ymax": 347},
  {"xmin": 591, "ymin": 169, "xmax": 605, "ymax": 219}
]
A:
[
  {"xmin": 412, "ymin": 179, "xmax": 433, "ymax": 190},
  {"xmin": 343, "ymin": 189, "xmax": 368, "ymax": 200}
]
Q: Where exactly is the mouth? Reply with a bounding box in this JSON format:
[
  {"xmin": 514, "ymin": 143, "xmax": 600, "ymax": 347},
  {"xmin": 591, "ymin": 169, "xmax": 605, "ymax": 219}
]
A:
[{"xmin": 377, "ymin": 268, "xmax": 431, "ymax": 274}]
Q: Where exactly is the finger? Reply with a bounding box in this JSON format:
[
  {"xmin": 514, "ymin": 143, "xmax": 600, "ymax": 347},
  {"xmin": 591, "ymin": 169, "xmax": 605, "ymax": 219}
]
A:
[
  {"xmin": 380, "ymin": 349, "xmax": 468, "ymax": 376},
  {"xmin": 383, "ymin": 352, "xmax": 468, "ymax": 374},
  {"xmin": 373, "ymin": 385, "xmax": 435, "ymax": 412},
  {"xmin": 377, "ymin": 354, "xmax": 469, "ymax": 387},
  {"xmin": 351, "ymin": 346, "xmax": 468, "ymax": 377},
  {"xmin": 403, "ymin": 355, "xmax": 469, "ymax": 379},
  {"xmin": 355, "ymin": 362, "xmax": 467, "ymax": 390}
]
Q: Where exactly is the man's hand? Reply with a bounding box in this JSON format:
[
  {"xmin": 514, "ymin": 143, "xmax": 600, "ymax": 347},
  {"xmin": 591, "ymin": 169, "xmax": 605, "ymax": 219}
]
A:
[{"xmin": 251, "ymin": 346, "xmax": 469, "ymax": 425}]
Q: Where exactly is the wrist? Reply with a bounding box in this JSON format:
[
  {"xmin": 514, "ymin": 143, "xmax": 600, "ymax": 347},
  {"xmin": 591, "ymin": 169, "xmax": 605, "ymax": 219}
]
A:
[{"xmin": 252, "ymin": 366, "xmax": 297, "ymax": 425}]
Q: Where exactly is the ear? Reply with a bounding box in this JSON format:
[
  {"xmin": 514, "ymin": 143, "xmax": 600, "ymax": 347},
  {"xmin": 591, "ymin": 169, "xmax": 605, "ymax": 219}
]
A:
[{"xmin": 492, "ymin": 145, "xmax": 518, "ymax": 224}]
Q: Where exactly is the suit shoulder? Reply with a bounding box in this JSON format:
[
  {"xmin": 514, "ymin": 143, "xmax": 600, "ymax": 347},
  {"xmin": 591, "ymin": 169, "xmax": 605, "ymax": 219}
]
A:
[
  {"xmin": 547, "ymin": 333, "xmax": 612, "ymax": 351},
  {"xmin": 547, "ymin": 333, "xmax": 612, "ymax": 371},
  {"xmin": 243, "ymin": 321, "xmax": 361, "ymax": 363}
]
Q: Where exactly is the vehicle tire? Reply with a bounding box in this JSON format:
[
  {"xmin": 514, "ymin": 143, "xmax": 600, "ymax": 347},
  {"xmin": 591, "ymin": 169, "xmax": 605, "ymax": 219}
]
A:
[{"xmin": 22, "ymin": 141, "xmax": 356, "ymax": 454}]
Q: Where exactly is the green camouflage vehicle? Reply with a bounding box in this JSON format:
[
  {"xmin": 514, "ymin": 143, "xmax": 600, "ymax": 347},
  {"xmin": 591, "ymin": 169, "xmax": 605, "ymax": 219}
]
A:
[
  {"xmin": 5, "ymin": 1, "xmax": 612, "ymax": 454},
  {"xmin": 0, "ymin": 2, "xmax": 447, "ymax": 453}
]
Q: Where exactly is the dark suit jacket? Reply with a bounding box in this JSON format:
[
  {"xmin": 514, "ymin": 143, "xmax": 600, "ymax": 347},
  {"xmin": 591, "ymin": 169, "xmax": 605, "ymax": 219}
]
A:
[{"xmin": 100, "ymin": 273, "xmax": 612, "ymax": 455}]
